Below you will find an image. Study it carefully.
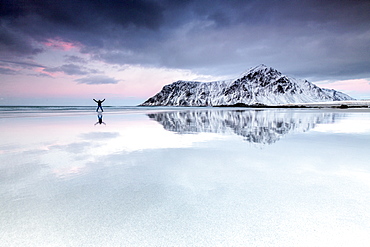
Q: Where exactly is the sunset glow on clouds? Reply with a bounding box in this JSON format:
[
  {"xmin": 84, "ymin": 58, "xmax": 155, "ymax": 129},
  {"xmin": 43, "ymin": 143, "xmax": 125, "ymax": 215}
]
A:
[
  {"xmin": 42, "ymin": 38, "xmax": 81, "ymax": 51},
  {"xmin": 1, "ymin": 0, "xmax": 370, "ymax": 105}
]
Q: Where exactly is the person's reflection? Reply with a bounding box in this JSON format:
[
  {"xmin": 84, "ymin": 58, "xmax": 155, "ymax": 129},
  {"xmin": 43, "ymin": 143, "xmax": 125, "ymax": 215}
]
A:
[{"xmin": 95, "ymin": 113, "xmax": 106, "ymax": 125}]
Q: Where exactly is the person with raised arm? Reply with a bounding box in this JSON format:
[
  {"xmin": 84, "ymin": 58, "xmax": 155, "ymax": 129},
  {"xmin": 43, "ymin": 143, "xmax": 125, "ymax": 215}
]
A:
[{"xmin": 93, "ymin": 98, "xmax": 105, "ymax": 112}]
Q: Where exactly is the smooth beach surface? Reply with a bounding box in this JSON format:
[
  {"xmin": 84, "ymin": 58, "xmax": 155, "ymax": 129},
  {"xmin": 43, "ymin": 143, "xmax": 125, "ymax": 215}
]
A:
[{"xmin": 1, "ymin": 106, "xmax": 370, "ymax": 246}]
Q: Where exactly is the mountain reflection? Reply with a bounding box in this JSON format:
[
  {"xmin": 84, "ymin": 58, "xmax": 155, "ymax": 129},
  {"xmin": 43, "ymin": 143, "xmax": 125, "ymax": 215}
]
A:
[{"xmin": 148, "ymin": 109, "xmax": 341, "ymax": 145}]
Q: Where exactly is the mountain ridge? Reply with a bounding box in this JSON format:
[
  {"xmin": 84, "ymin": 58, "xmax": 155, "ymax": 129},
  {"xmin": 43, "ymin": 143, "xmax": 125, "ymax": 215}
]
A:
[{"xmin": 141, "ymin": 65, "xmax": 355, "ymax": 106}]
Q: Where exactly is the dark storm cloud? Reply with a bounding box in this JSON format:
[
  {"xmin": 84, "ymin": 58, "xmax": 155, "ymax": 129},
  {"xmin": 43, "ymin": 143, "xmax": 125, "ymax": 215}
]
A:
[
  {"xmin": 0, "ymin": 25, "xmax": 44, "ymax": 57},
  {"xmin": 1, "ymin": 0, "xmax": 369, "ymax": 80}
]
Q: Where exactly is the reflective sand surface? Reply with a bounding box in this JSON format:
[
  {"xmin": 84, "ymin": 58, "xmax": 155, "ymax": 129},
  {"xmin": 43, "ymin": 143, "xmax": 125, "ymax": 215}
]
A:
[{"xmin": 1, "ymin": 107, "xmax": 370, "ymax": 246}]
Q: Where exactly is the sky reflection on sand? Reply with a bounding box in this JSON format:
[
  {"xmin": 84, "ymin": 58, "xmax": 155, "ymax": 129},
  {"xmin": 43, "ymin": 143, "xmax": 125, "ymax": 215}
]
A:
[{"xmin": 1, "ymin": 108, "xmax": 370, "ymax": 246}]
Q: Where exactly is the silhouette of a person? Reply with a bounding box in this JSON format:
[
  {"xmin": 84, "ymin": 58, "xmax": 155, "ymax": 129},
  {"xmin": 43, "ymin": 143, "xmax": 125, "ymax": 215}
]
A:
[
  {"xmin": 95, "ymin": 114, "xmax": 106, "ymax": 125},
  {"xmin": 93, "ymin": 98, "xmax": 105, "ymax": 112}
]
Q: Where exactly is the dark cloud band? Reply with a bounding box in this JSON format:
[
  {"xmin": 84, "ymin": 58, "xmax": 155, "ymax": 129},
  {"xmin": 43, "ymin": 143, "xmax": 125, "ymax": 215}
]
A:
[{"xmin": 1, "ymin": 0, "xmax": 369, "ymax": 80}]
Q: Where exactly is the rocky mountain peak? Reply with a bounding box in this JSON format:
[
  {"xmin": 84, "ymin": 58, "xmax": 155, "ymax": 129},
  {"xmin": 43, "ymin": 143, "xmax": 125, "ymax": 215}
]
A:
[
  {"xmin": 241, "ymin": 64, "xmax": 281, "ymax": 77},
  {"xmin": 141, "ymin": 65, "xmax": 355, "ymax": 106}
]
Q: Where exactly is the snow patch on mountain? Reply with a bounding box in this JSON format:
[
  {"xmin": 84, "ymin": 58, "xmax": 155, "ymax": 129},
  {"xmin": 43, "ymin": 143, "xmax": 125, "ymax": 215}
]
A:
[{"xmin": 141, "ymin": 64, "xmax": 355, "ymax": 106}]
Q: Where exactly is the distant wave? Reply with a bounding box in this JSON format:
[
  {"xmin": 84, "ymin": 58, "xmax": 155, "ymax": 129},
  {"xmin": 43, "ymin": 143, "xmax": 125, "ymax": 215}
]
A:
[
  {"xmin": 0, "ymin": 106, "xmax": 146, "ymax": 119},
  {"xmin": 0, "ymin": 106, "xmax": 140, "ymax": 112},
  {"xmin": 0, "ymin": 106, "xmax": 93, "ymax": 111}
]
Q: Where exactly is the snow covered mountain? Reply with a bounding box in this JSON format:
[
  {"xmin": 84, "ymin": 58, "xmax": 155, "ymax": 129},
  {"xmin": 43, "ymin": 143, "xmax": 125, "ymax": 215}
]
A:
[{"xmin": 141, "ymin": 64, "xmax": 355, "ymax": 106}]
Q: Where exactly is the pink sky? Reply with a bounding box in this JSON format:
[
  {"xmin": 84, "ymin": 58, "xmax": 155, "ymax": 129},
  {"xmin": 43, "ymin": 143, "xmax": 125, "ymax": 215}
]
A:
[
  {"xmin": 0, "ymin": 42, "xmax": 220, "ymax": 105},
  {"xmin": 318, "ymin": 79, "xmax": 370, "ymax": 99},
  {"xmin": 1, "ymin": 39, "xmax": 369, "ymax": 105}
]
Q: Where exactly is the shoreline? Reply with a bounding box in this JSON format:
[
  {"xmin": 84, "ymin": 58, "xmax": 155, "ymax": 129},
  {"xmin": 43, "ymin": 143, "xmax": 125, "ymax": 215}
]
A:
[
  {"xmin": 2, "ymin": 100, "xmax": 370, "ymax": 110},
  {"xmin": 140, "ymin": 100, "xmax": 370, "ymax": 109}
]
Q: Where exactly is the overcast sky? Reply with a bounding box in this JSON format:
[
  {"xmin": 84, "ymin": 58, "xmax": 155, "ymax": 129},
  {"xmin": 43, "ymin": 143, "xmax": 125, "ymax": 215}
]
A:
[{"xmin": 1, "ymin": 0, "xmax": 370, "ymax": 105}]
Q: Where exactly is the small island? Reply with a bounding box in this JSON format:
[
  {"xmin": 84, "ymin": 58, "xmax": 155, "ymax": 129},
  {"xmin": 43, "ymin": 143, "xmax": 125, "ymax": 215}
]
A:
[{"xmin": 141, "ymin": 64, "xmax": 370, "ymax": 108}]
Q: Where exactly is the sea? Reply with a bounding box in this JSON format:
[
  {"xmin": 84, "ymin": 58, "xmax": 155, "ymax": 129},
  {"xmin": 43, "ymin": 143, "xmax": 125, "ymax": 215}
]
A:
[{"xmin": 1, "ymin": 106, "xmax": 370, "ymax": 246}]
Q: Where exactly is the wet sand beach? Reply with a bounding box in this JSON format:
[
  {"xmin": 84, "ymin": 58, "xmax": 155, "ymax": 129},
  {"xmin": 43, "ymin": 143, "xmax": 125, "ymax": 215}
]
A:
[{"xmin": 1, "ymin": 107, "xmax": 370, "ymax": 246}]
